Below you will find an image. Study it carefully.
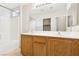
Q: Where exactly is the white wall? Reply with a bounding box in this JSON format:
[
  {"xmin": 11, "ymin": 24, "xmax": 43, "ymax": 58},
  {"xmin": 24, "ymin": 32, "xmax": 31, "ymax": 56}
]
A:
[{"xmin": 21, "ymin": 4, "xmax": 32, "ymax": 33}]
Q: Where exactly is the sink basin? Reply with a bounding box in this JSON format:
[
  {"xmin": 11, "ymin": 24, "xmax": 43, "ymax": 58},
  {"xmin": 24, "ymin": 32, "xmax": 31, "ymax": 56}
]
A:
[{"xmin": 60, "ymin": 32, "xmax": 79, "ymax": 38}]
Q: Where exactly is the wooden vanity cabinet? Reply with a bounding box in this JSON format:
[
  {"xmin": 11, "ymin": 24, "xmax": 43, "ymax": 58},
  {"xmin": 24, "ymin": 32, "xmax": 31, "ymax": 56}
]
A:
[
  {"xmin": 21, "ymin": 35, "xmax": 79, "ymax": 56},
  {"xmin": 32, "ymin": 36, "xmax": 47, "ymax": 56},
  {"xmin": 47, "ymin": 38, "xmax": 54, "ymax": 56},
  {"xmin": 47, "ymin": 38, "xmax": 72, "ymax": 56},
  {"xmin": 71, "ymin": 40, "xmax": 79, "ymax": 56},
  {"xmin": 21, "ymin": 35, "xmax": 32, "ymax": 56},
  {"xmin": 54, "ymin": 39, "xmax": 72, "ymax": 56}
]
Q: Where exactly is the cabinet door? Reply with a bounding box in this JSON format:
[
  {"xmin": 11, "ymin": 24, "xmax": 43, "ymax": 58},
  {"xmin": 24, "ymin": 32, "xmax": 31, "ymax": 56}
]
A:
[
  {"xmin": 33, "ymin": 36, "xmax": 47, "ymax": 56},
  {"xmin": 47, "ymin": 38, "xmax": 72, "ymax": 56},
  {"xmin": 21, "ymin": 35, "xmax": 32, "ymax": 56},
  {"xmin": 71, "ymin": 40, "xmax": 79, "ymax": 56},
  {"xmin": 54, "ymin": 39, "xmax": 72, "ymax": 56},
  {"xmin": 33, "ymin": 43, "xmax": 47, "ymax": 56},
  {"xmin": 47, "ymin": 39, "xmax": 54, "ymax": 56}
]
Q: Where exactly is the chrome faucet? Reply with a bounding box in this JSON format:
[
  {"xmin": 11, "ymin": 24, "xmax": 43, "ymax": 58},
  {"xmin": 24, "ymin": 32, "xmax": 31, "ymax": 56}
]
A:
[{"xmin": 58, "ymin": 31, "xmax": 61, "ymax": 35}]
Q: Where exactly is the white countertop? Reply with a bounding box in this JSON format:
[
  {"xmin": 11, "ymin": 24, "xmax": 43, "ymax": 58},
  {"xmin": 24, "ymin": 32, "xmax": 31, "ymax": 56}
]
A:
[{"xmin": 21, "ymin": 31, "xmax": 79, "ymax": 39}]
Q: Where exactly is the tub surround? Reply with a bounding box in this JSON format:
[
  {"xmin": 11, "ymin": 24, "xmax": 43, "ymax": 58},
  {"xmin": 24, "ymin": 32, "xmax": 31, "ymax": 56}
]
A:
[{"xmin": 21, "ymin": 32, "xmax": 79, "ymax": 56}]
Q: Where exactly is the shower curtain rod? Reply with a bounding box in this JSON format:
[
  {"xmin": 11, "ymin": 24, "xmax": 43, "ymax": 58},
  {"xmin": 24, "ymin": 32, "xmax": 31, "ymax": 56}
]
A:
[{"xmin": 0, "ymin": 5, "xmax": 13, "ymax": 11}]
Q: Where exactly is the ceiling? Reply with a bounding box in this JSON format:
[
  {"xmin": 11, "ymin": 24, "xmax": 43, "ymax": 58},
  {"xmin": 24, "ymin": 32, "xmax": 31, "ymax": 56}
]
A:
[
  {"xmin": 0, "ymin": 3, "xmax": 72, "ymax": 16},
  {"xmin": 0, "ymin": 3, "xmax": 31, "ymax": 15},
  {"xmin": 0, "ymin": 3, "xmax": 30, "ymax": 9},
  {"xmin": 0, "ymin": 3, "xmax": 24, "ymax": 15},
  {"xmin": 31, "ymin": 3, "xmax": 67, "ymax": 16},
  {"xmin": 0, "ymin": 3, "xmax": 67, "ymax": 11},
  {"xmin": 0, "ymin": 3, "xmax": 20, "ymax": 9}
]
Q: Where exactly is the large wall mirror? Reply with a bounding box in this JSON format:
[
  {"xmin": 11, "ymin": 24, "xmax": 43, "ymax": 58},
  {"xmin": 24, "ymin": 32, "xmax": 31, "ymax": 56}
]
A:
[
  {"xmin": 55, "ymin": 16, "xmax": 66, "ymax": 31},
  {"xmin": 29, "ymin": 3, "xmax": 79, "ymax": 32},
  {"xmin": 67, "ymin": 3, "xmax": 79, "ymax": 32}
]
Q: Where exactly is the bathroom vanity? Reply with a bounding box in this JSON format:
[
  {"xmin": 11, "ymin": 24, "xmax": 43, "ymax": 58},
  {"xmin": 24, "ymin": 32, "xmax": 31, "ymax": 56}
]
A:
[
  {"xmin": 21, "ymin": 32, "xmax": 79, "ymax": 56},
  {"xmin": 21, "ymin": 3, "xmax": 79, "ymax": 56}
]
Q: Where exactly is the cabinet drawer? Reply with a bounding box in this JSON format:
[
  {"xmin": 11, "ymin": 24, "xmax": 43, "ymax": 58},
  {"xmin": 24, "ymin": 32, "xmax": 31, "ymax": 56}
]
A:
[{"xmin": 33, "ymin": 36, "xmax": 47, "ymax": 43}]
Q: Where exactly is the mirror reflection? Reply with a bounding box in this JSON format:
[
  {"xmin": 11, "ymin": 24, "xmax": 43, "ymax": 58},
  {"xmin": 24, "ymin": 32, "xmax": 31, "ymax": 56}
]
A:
[
  {"xmin": 67, "ymin": 3, "xmax": 79, "ymax": 32},
  {"xmin": 29, "ymin": 3, "xmax": 79, "ymax": 32}
]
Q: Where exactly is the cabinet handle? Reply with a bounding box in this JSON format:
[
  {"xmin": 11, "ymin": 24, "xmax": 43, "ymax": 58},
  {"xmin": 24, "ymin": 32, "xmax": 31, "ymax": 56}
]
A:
[{"xmin": 33, "ymin": 42, "xmax": 46, "ymax": 45}]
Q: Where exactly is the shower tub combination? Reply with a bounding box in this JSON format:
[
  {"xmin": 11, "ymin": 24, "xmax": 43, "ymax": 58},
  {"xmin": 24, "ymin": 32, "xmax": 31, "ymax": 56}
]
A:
[{"xmin": 0, "ymin": 5, "xmax": 20, "ymax": 56}]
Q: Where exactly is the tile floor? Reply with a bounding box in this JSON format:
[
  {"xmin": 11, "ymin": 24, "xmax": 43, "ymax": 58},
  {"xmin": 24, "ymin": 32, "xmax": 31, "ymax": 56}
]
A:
[{"xmin": 1, "ymin": 48, "xmax": 22, "ymax": 56}]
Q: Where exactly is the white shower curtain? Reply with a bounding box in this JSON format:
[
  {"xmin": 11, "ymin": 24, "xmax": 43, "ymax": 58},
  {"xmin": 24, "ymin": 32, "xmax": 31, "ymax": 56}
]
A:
[{"xmin": 0, "ymin": 7, "xmax": 20, "ymax": 55}]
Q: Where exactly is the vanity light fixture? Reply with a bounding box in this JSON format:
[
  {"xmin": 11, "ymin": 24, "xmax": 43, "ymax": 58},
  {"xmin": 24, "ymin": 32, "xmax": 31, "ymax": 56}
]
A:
[{"xmin": 34, "ymin": 3, "xmax": 52, "ymax": 8}]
